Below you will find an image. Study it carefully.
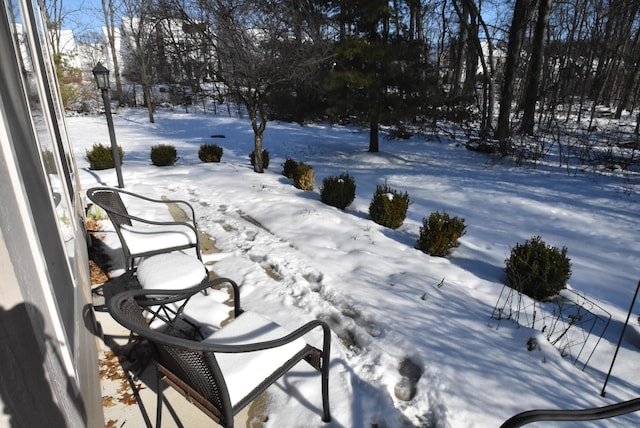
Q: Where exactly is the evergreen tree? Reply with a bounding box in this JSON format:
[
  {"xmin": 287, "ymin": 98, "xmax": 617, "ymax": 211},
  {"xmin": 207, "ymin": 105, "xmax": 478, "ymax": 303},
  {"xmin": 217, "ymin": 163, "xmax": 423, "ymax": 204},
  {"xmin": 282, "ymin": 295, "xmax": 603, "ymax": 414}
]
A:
[{"xmin": 328, "ymin": 0, "xmax": 437, "ymax": 152}]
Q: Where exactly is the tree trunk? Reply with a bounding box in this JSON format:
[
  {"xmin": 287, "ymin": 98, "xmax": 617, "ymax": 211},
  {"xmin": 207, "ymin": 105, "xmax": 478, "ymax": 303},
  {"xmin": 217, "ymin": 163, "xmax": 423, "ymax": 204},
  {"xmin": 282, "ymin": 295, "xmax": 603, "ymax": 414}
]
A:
[
  {"xmin": 520, "ymin": 0, "xmax": 552, "ymax": 135},
  {"xmin": 453, "ymin": 0, "xmax": 494, "ymax": 137},
  {"xmin": 141, "ymin": 60, "xmax": 155, "ymax": 123},
  {"xmin": 495, "ymin": 0, "xmax": 532, "ymax": 151},
  {"xmin": 476, "ymin": 17, "xmax": 496, "ymax": 139},
  {"xmin": 248, "ymin": 91, "xmax": 267, "ymax": 172},
  {"xmin": 615, "ymin": 19, "xmax": 640, "ymax": 118},
  {"xmin": 253, "ymin": 132, "xmax": 264, "ymax": 173},
  {"xmin": 144, "ymin": 88, "xmax": 154, "ymax": 123},
  {"xmin": 369, "ymin": 116, "xmax": 379, "ymax": 153},
  {"xmin": 463, "ymin": 9, "xmax": 478, "ymax": 96},
  {"xmin": 102, "ymin": 0, "xmax": 125, "ymax": 105},
  {"xmin": 450, "ymin": 4, "xmax": 469, "ymax": 97},
  {"xmin": 135, "ymin": 32, "xmax": 154, "ymax": 122}
]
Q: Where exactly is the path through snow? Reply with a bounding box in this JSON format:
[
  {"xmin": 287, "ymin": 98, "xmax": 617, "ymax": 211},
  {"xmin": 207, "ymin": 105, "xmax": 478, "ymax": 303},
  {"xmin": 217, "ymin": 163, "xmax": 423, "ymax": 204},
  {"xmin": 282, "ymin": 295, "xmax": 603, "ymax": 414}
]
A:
[{"xmin": 163, "ymin": 183, "xmax": 450, "ymax": 427}]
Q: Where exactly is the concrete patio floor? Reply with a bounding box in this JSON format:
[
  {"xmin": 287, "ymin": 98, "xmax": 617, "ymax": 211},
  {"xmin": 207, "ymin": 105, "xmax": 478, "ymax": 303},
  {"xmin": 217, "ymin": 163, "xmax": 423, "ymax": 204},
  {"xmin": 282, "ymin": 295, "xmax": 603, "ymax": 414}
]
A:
[
  {"xmin": 93, "ymin": 296, "xmax": 266, "ymax": 428},
  {"xmin": 89, "ymin": 200, "xmax": 272, "ymax": 427}
]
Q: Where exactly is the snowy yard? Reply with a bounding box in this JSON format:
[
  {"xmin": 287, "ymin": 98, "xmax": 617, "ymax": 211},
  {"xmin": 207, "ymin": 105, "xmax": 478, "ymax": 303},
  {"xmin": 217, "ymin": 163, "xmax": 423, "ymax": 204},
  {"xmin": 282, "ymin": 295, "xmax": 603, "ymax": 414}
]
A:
[{"xmin": 69, "ymin": 108, "xmax": 640, "ymax": 427}]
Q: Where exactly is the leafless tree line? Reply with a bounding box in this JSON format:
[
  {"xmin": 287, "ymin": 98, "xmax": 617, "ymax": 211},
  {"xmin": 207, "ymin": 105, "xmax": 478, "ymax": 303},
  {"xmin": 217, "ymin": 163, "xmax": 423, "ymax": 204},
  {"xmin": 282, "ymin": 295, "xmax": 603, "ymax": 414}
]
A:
[{"xmin": 44, "ymin": 0, "xmax": 640, "ymax": 171}]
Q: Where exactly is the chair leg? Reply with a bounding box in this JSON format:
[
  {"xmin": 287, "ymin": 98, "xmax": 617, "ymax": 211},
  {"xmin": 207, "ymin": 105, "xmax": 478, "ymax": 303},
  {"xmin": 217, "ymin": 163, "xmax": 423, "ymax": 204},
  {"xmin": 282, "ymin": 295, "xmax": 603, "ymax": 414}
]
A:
[
  {"xmin": 321, "ymin": 360, "xmax": 331, "ymax": 423},
  {"xmin": 119, "ymin": 354, "xmax": 154, "ymax": 428},
  {"xmin": 321, "ymin": 324, "xmax": 332, "ymax": 423},
  {"xmin": 156, "ymin": 366, "xmax": 163, "ymax": 428}
]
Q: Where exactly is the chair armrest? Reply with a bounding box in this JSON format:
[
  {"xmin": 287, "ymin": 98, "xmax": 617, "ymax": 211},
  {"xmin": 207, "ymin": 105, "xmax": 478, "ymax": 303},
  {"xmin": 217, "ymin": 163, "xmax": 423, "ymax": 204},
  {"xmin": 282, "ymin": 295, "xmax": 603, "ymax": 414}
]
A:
[
  {"xmin": 206, "ymin": 318, "xmax": 331, "ymax": 355},
  {"xmin": 108, "ymin": 286, "xmax": 330, "ymax": 355},
  {"xmin": 125, "ymin": 191, "xmax": 198, "ymax": 224},
  {"xmin": 120, "ymin": 217, "xmax": 198, "ymax": 234},
  {"xmin": 88, "ymin": 186, "xmax": 198, "ymax": 227},
  {"xmin": 133, "ymin": 278, "xmax": 242, "ymax": 320}
]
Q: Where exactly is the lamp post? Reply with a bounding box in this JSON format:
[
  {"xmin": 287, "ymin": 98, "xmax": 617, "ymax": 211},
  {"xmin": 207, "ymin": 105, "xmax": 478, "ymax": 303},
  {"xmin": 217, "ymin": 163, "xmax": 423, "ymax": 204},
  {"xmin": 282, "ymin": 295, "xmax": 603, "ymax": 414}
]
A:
[{"xmin": 92, "ymin": 62, "xmax": 124, "ymax": 188}]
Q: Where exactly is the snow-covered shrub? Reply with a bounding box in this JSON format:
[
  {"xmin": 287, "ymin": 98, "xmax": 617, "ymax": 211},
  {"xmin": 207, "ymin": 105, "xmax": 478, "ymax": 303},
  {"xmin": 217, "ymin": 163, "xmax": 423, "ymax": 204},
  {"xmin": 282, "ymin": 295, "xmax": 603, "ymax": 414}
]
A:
[
  {"xmin": 86, "ymin": 143, "xmax": 124, "ymax": 170},
  {"xmin": 249, "ymin": 149, "xmax": 269, "ymax": 169},
  {"xmin": 150, "ymin": 144, "xmax": 177, "ymax": 166},
  {"xmin": 198, "ymin": 143, "xmax": 223, "ymax": 162},
  {"xmin": 293, "ymin": 161, "xmax": 314, "ymax": 191},
  {"xmin": 417, "ymin": 211, "xmax": 466, "ymax": 256},
  {"xmin": 321, "ymin": 173, "xmax": 356, "ymax": 209},
  {"xmin": 505, "ymin": 236, "xmax": 572, "ymax": 301},
  {"xmin": 282, "ymin": 157, "xmax": 298, "ymax": 179},
  {"xmin": 368, "ymin": 182, "xmax": 411, "ymax": 229}
]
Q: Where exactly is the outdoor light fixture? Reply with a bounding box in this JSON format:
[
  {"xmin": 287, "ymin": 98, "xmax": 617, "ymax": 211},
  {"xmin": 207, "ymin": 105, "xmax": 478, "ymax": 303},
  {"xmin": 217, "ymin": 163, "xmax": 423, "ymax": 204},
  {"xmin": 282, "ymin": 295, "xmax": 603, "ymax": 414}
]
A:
[
  {"xmin": 92, "ymin": 62, "xmax": 124, "ymax": 188},
  {"xmin": 92, "ymin": 62, "xmax": 110, "ymax": 90}
]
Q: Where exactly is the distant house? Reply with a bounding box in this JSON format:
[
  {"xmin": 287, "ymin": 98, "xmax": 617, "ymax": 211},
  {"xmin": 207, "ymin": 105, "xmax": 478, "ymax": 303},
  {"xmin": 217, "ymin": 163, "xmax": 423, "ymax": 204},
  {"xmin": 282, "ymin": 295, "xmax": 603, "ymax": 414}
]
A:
[{"xmin": 0, "ymin": 2, "xmax": 103, "ymax": 427}]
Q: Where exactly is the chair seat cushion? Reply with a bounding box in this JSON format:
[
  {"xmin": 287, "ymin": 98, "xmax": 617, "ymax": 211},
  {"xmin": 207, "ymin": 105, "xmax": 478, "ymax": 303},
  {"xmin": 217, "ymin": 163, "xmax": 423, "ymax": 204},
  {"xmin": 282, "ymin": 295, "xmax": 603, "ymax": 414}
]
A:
[
  {"xmin": 203, "ymin": 312, "xmax": 308, "ymax": 406},
  {"xmin": 146, "ymin": 289, "xmax": 234, "ymax": 335},
  {"xmin": 121, "ymin": 223, "xmax": 197, "ymax": 256},
  {"xmin": 182, "ymin": 290, "xmax": 234, "ymax": 336},
  {"xmin": 138, "ymin": 255, "xmax": 234, "ymax": 335},
  {"xmin": 137, "ymin": 253, "xmax": 207, "ymax": 290}
]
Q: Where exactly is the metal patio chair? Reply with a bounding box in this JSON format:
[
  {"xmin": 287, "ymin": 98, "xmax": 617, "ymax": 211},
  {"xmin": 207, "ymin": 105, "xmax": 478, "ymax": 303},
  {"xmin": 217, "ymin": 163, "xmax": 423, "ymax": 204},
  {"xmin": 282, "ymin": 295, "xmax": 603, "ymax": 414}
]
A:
[
  {"xmin": 86, "ymin": 187, "xmax": 202, "ymax": 272},
  {"xmin": 107, "ymin": 279, "xmax": 331, "ymax": 427}
]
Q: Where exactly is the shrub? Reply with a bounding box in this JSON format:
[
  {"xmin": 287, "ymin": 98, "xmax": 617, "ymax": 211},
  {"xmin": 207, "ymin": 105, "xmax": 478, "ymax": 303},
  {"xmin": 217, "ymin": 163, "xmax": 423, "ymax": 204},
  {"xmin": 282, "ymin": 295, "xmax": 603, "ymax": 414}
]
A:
[
  {"xmin": 321, "ymin": 173, "xmax": 356, "ymax": 209},
  {"xmin": 293, "ymin": 162, "xmax": 315, "ymax": 191},
  {"xmin": 388, "ymin": 125, "xmax": 412, "ymax": 140},
  {"xmin": 505, "ymin": 236, "xmax": 572, "ymax": 301},
  {"xmin": 86, "ymin": 143, "xmax": 124, "ymax": 170},
  {"xmin": 416, "ymin": 211, "xmax": 466, "ymax": 256},
  {"xmin": 150, "ymin": 144, "xmax": 178, "ymax": 166},
  {"xmin": 369, "ymin": 183, "xmax": 411, "ymax": 229},
  {"xmin": 249, "ymin": 149, "xmax": 269, "ymax": 169},
  {"xmin": 198, "ymin": 144, "xmax": 223, "ymax": 162},
  {"xmin": 282, "ymin": 157, "xmax": 298, "ymax": 179}
]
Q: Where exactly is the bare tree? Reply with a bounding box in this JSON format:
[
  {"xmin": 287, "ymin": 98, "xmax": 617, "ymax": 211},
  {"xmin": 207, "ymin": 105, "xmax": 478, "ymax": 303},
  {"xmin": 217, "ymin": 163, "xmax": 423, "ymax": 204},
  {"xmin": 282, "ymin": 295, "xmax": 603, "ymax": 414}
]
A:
[
  {"xmin": 172, "ymin": 0, "xmax": 333, "ymax": 172},
  {"xmin": 120, "ymin": 0, "xmax": 158, "ymax": 122},
  {"xmin": 495, "ymin": 0, "xmax": 535, "ymax": 151},
  {"xmin": 451, "ymin": 0, "xmax": 496, "ymax": 139},
  {"xmin": 42, "ymin": 0, "xmax": 65, "ymax": 54},
  {"xmin": 101, "ymin": 0, "xmax": 125, "ymax": 105},
  {"xmin": 450, "ymin": 1, "xmax": 470, "ymax": 98},
  {"xmin": 615, "ymin": 25, "xmax": 640, "ymax": 118},
  {"xmin": 519, "ymin": 0, "xmax": 552, "ymax": 135}
]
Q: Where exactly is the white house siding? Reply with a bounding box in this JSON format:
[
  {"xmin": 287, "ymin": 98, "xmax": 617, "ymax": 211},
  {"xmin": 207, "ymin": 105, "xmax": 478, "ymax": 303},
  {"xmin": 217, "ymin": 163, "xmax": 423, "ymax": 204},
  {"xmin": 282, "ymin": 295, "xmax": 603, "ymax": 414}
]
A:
[{"xmin": 0, "ymin": 1, "xmax": 103, "ymax": 426}]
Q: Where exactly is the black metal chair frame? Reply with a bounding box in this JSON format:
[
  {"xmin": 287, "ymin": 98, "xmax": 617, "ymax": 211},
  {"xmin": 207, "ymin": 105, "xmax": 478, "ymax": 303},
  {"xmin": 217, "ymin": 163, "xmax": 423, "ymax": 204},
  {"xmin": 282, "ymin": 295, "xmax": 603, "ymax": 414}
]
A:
[
  {"xmin": 86, "ymin": 186, "xmax": 202, "ymax": 272},
  {"xmin": 500, "ymin": 397, "xmax": 640, "ymax": 427},
  {"xmin": 107, "ymin": 279, "xmax": 331, "ymax": 427}
]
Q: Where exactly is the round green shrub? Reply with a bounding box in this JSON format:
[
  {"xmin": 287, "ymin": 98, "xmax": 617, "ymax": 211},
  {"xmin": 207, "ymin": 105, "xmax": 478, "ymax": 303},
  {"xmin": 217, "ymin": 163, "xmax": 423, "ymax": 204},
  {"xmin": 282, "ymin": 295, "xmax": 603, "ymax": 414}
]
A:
[
  {"xmin": 86, "ymin": 143, "xmax": 124, "ymax": 170},
  {"xmin": 198, "ymin": 144, "xmax": 223, "ymax": 162},
  {"xmin": 249, "ymin": 149, "xmax": 269, "ymax": 169},
  {"xmin": 505, "ymin": 236, "xmax": 572, "ymax": 301},
  {"xmin": 293, "ymin": 162, "xmax": 315, "ymax": 191},
  {"xmin": 369, "ymin": 183, "xmax": 411, "ymax": 229},
  {"xmin": 150, "ymin": 144, "xmax": 178, "ymax": 166},
  {"xmin": 282, "ymin": 157, "xmax": 298, "ymax": 179},
  {"xmin": 416, "ymin": 211, "xmax": 466, "ymax": 256},
  {"xmin": 321, "ymin": 173, "xmax": 356, "ymax": 210}
]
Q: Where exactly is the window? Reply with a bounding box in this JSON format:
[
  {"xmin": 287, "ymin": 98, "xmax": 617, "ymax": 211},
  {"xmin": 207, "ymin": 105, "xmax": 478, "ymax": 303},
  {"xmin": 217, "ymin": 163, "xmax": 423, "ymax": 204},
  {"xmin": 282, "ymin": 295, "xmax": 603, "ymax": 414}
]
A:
[{"xmin": 3, "ymin": 0, "xmax": 84, "ymax": 364}]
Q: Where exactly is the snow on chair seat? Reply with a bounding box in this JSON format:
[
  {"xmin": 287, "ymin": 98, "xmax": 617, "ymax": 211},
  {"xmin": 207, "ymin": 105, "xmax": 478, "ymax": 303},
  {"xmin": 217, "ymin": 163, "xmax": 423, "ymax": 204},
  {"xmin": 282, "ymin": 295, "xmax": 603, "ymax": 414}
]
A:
[
  {"xmin": 203, "ymin": 311, "xmax": 308, "ymax": 407},
  {"xmin": 137, "ymin": 253, "xmax": 233, "ymax": 334},
  {"xmin": 137, "ymin": 253, "xmax": 207, "ymax": 291}
]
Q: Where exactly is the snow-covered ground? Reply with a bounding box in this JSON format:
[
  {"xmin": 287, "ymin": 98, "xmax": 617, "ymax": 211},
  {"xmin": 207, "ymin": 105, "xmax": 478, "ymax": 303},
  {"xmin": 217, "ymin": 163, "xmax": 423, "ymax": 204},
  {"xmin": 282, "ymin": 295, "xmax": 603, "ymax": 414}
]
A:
[{"xmin": 68, "ymin": 108, "xmax": 640, "ymax": 427}]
